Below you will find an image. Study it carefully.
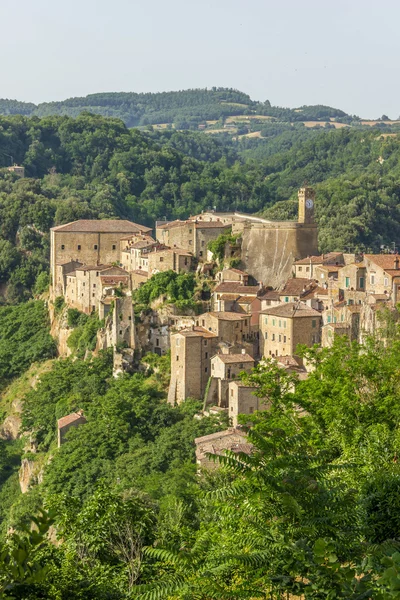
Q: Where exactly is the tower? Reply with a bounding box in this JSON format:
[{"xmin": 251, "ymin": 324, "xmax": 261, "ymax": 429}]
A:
[{"xmin": 298, "ymin": 187, "xmax": 315, "ymax": 224}]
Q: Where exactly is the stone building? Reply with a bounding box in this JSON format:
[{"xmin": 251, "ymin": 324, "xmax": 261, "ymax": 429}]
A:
[
  {"xmin": 147, "ymin": 247, "xmax": 193, "ymax": 274},
  {"xmin": 228, "ymin": 381, "xmax": 269, "ymax": 427},
  {"xmin": 216, "ymin": 268, "xmax": 249, "ymax": 285},
  {"xmin": 294, "ymin": 252, "xmax": 346, "ymax": 279},
  {"xmin": 57, "ymin": 411, "xmax": 86, "ymax": 447},
  {"xmin": 260, "ymin": 302, "xmax": 322, "ymax": 358},
  {"xmin": 156, "ymin": 219, "xmax": 231, "ymax": 260},
  {"xmin": 194, "ymin": 428, "xmax": 252, "ymax": 469},
  {"xmin": 196, "ymin": 311, "xmax": 252, "ymax": 344},
  {"xmin": 363, "ymin": 254, "xmax": 400, "ymax": 298},
  {"xmin": 65, "ymin": 265, "xmax": 130, "ymax": 314},
  {"xmin": 212, "ymin": 282, "xmax": 260, "ymax": 311},
  {"xmin": 120, "ymin": 236, "xmax": 158, "ymax": 272},
  {"xmin": 8, "ymin": 165, "xmax": 25, "ymax": 178},
  {"xmin": 168, "ymin": 327, "xmax": 218, "ymax": 404},
  {"xmin": 208, "ymin": 353, "xmax": 255, "ymax": 407},
  {"xmin": 50, "ymin": 219, "xmax": 151, "ymax": 294}
]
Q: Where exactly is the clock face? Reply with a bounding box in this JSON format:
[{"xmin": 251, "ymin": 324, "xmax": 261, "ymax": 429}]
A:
[{"xmin": 306, "ymin": 198, "xmax": 314, "ymax": 209}]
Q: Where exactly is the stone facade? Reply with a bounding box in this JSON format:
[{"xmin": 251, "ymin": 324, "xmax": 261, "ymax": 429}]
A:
[
  {"xmin": 208, "ymin": 353, "xmax": 255, "ymax": 408},
  {"xmin": 148, "ymin": 247, "xmax": 193, "ymax": 274},
  {"xmin": 228, "ymin": 381, "xmax": 269, "ymax": 427},
  {"xmin": 168, "ymin": 327, "xmax": 218, "ymax": 404},
  {"xmin": 156, "ymin": 220, "xmax": 231, "ymax": 260},
  {"xmin": 50, "ymin": 219, "xmax": 151, "ymax": 294},
  {"xmin": 260, "ymin": 302, "xmax": 322, "ymax": 358}
]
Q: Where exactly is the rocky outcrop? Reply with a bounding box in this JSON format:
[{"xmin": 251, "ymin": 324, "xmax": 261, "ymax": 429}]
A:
[
  {"xmin": 19, "ymin": 458, "xmax": 43, "ymax": 494},
  {"xmin": 50, "ymin": 304, "xmax": 71, "ymax": 357},
  {"xmin": 0, "ymin": 415, "xmax": 21, "ymax": 440}
]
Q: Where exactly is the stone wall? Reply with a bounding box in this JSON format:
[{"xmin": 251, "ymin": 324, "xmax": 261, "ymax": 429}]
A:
[{"xmin": 240, "ymin": 222, "xmax": 318, "ymax": 288}]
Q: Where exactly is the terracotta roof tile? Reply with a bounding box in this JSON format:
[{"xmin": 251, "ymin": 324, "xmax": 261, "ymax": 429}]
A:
[
  {"xmin": 261, "ymin": 301, "xmax": 322, "ymax": 318},
  {"xmin": 206, "ymin": 311, "xmax": 249, "ymax": 321},
  {"xmin": 213, "ymin": 353, "xmax": 254, "ymax": 364},
  {"xmin": 52, "ymin": 219, "xmax": 151, "ymax": 233},
  {"xmin": 214, "ymin": 283, "xmax": 260, "ymax": 295},
  {"xmin": 280, "ymin": 279, "xmax": 317, "ymax": 296},
  {"xmin": 58, "ymin": 411, "xmax": 86, "ymax": 429}
]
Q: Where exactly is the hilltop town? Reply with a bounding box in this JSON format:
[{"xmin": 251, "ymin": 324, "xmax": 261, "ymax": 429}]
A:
[{"xmin": 49, "ymin": 186, "xmax": 400, "ymax": 459}]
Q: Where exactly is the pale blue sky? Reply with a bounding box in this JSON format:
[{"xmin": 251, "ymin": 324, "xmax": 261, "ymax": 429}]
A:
[{"xmin": 1, "ymin": 0, "xmax": 399, "ymax": 118}]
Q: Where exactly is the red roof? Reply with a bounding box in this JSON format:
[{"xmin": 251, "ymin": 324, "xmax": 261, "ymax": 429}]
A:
[
  {"xmin": 52, "ymin": 219, "xmax": 151, "ymax": 233},
  {"xmin": 58, "ymin": 411, "xmax": 86, "ymax": 429}
]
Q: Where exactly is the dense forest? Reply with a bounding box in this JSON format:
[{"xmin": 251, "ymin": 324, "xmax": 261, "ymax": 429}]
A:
[
  {"xmin": 1, "ymin": 113, "xmax": 400, "ymax": 300},
  {"xmin": 0, "ymin": 88, "xmax": 350, "ymax": 128},
  {"xmin": 3, "ymin": 317, "xmax": 400, "ymax": 597}
]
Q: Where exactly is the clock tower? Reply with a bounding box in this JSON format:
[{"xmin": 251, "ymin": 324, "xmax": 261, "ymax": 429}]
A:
[{"xmin": 298, "ymin": 186, "xmax": 315, "ymax": 224}]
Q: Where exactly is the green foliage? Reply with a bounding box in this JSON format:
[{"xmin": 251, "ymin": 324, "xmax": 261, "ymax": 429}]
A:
[
  {"xmin": 0, "ymin": 301, "xmax": 56, "ymax": 387},
  {"xmin": 133, "ymin": 271, "xmax": 197, "ymax": 309},
  {"xmin": 33, "ymin": 271, "xmax": 49, "ymax": 295},
  {"xmin": 66, "ymin": 307, "xmax": 88, "ymax": 328},
  {"xmin": 207, "ymin": 230, "xmax": 238, "ymax": 262},
  {"xmin": 66, "ymin": 312, "xmax": 103, "ymax": 356},
  {"xmin": 53, "ymin": 296, "xmax": 65, "ymax": 315}
]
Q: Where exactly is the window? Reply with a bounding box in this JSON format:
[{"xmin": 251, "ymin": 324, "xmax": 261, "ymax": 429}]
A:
[
  {"xmin": 160, "ymin": 257, "xmax": 164, "ymax": 262},
  {"xmin": 176, "ymin": 355, "xmax": 179, "ymax": 361},
  {"xmin": 327, "ymin": 315, "xmax": 331, "ymax": 323},
  {"xmin": 83, "ymin": 282, "xmax": 85, "ymax": 287},
  {"xmin": 272, "ymin": 318, "xmax": 276, "ymax": 326},
  {"xmin": 205, "ymin": 367, "xmax": 208, "ymax": 373},
  {"xmin": 189, "ymin": 228, "xmax": 192, "ymax": 234},
  {"xmin": 341, "ymin": 314, "xmax": 344, "ymax": 322},
  {"xmin": 283, "ymin": 335, "xmax": 286, "ymax": 343},
  {"xmin": 119, "ymin": 330, "xmax": 122, "ymax": 335},
  {"xmin": 345, "ymin": 277, "xmax": 350, "ymax": 287},
  {"xmin": 93, "ymin": 284, "xmax": 96, "ymax": 288},
  {"xmin": 231, "ymin": 405, "xmax": 233, "ymax": 411},
  {"xmin": 77, "ymin": 245, "xmax": 81, "ymax": 250},
  {"xmin": 203, "ymin": 340, "xmax": 207, "ymax": 346},
  {"xmin": 176, "ymin": 338, "xmax": 180, "ymax": 346},
  {"xmin": 212, "ymin": 363, "xmax": 214, "ymax": 370},
  {"xmin": 156, "ymin": 339, "xmax": 159, "ymax": 346},
  {"xmin": 202, "ymin": 319, "xmax": 205, "ymax": 326},
  {"xmin": 92, "ymin": 293, "xmax": 95, "ymax": 297},
  {"xmin": 306, "ymin": 266, "xmax": 310, "ymax": 272},
  {"xmin": 94, "ymin": 244, "xmax": 98, "ymax": 250},
  {"xmin": 112, "ymin": 244, "xmax": 116, "ymax": 250},
  {"xmin": 312, "ymin": 319, "xmax": 316, "ymax": 328},
  {"xmin": 189, "ymin": 240, "xmax": 192, "ymax": 245},
  {"xmin": 201, "ymin": 240, "xmax": 205, "ymax": 246},
  {"xmin": 239, "ymin": 363, "xmax": 243, "ymax": 368},
  {"xmin": 244, "ymin": 320, "xmax": 247, "ymax": 326},
  {"xmin": 272, "ymin": 333, "xmax": 275, "ymax": 341},
  {"xmin": 92, "ymin": 305, "xmax": 95, "ymax": 311},
  {"xmin": 359, "ymin": 277, "xmax": 364, "ymax": 289},
  {"xmin": 278, "ymin": 334, "xmax": 281, "ymax": 342},
  {"xmin": 249, "ymin": 407, "xmax": 254, "ymax": 414},
  {"xmin": 236, "ymin": 323, "xmax": 239, "ymax": 328},
  {"xmin": 334, "ymin": 316, "xmax": 337, "ymax": 323},
  {"xmin": 96, "ymin": 272, "xmax": 99, "ymax": 277},
  {"xmin": 184, "ymin": 258, "xmax": 188, "ymax": 266},
  {"xmin": 284, "ymin": 296, "xmax": 289, "ymax": 303},
  {"xmin": 264, "ymin": 332, "xmax": 268, "ymax": 339},
  {"xmin": 61, "ymin": 244, "xmax": 65, "ymax": 250},
  {"xmin": 384, "ymin": 277, "xmax": 389, "ymax": 287},
  {"xmin": 283, "ymin": 320, "xmax": 286, "ymax": 328},
  {"xmin": 298, "ymin": 266, "xmax": 302, "ymax": 272},
  {"xmin": 370, "ymin": 274, "xmax": 375, "ymax": 285},
  {"xmin": 199, "ymin": 251, "xmax": 203, "ymax": 257},
  {"xmin": 128, "ymin": 316, "xmax": 131, "ymax": 320},
  {"xmin": 231, "ymin": 389, "xmax": 234, "ymax": 397},
  {"xmin": 264, "ymin": 317, "xmax": 268, "ymax": 325}
]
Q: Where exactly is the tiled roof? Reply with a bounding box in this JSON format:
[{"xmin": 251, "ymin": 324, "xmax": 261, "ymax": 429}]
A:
[
  {"xmin": 261, "ymin": 301, "xmax": 322, "ymax": 318},
  {"xmin": 214, "ymin": 283, "xmax": 260, "ymax": 295},
  {"xmin": 131, "ymin": 270, "xmax": 148, "ymax": 277},
  {"xmin": 76, "ymin": 264, "xmax": 111, "ymax": 272},
  {"xmin": 195, "ymin": 427, "xmax": 247, "ymax": 445},
  {"xmin": 58, "ymin": 411, "xmax": 86, "ymax": 429},
  {"xmin": 207, "ymin": 311, "xmax": 249, "ymax": 321},
  {"xmin": 131, "ymin": 240, "xmax": 157, "ymax": 249},
  {"xmin": 52, "ymin": 219, "xmax": 151, "ymax": 233},
  {"xmin": 294, "ymin": 252, "xmax": 343, "ymax": 266},
  {"xmin": 364, "ymin": 254, "xmax": 400, "ymax": 270},
  {"xmin": 259, "ymin": 289, "xmax": 280, "ymax": 301},
  {"xmin": 213, "ymin": 353, "xmax": 254, "ymax": 364},
  {"xmin": 219, "ymin": 294, "xmax": 240, "ymax": 301},
  {"xmin": 279, "ymin": 278, "xmax": 317, "ymax": 296},
  {"xmin": 176, "ymin": 326, "xmax": 217, "ymax": 338},
  {"xmin": 222, "ymin": 268, "xmax": 248, "ymax": 275},
  {"xmin": 195, "ymin": 221, "xmax": 231, "ymax": 229},
  {"xmin": 100, "ymin": 276, "xmax": 129, "ymax": 284}
]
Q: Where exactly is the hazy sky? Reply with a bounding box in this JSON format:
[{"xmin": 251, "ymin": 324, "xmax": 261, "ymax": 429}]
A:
[{"xmin": 2, "ymin": 0, "xmax": 399, "ymax": 118}]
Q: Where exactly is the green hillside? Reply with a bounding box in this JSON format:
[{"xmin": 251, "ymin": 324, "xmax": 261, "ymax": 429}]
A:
[{"xmin": 0, "ymin": 88, "xmax": 349, "ymax": 127}]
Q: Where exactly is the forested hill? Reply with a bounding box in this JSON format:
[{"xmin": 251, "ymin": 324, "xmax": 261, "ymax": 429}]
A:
[
  {"xmin": 0, "ymin": 88, "xmax": 349, "ymax": 127},
  {"xmin": 1, "ymin": 112, "xmax": 400, "ymax": 301}
]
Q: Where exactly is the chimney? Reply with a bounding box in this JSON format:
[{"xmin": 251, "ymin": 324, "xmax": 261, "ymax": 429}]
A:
[
  {"xmin": 241, "ymin": 348, "xmax": 246, "ymax": 354},
  {"xmin": 394, "ymin": 256, "xmax": 399, "ymax": 270}
]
